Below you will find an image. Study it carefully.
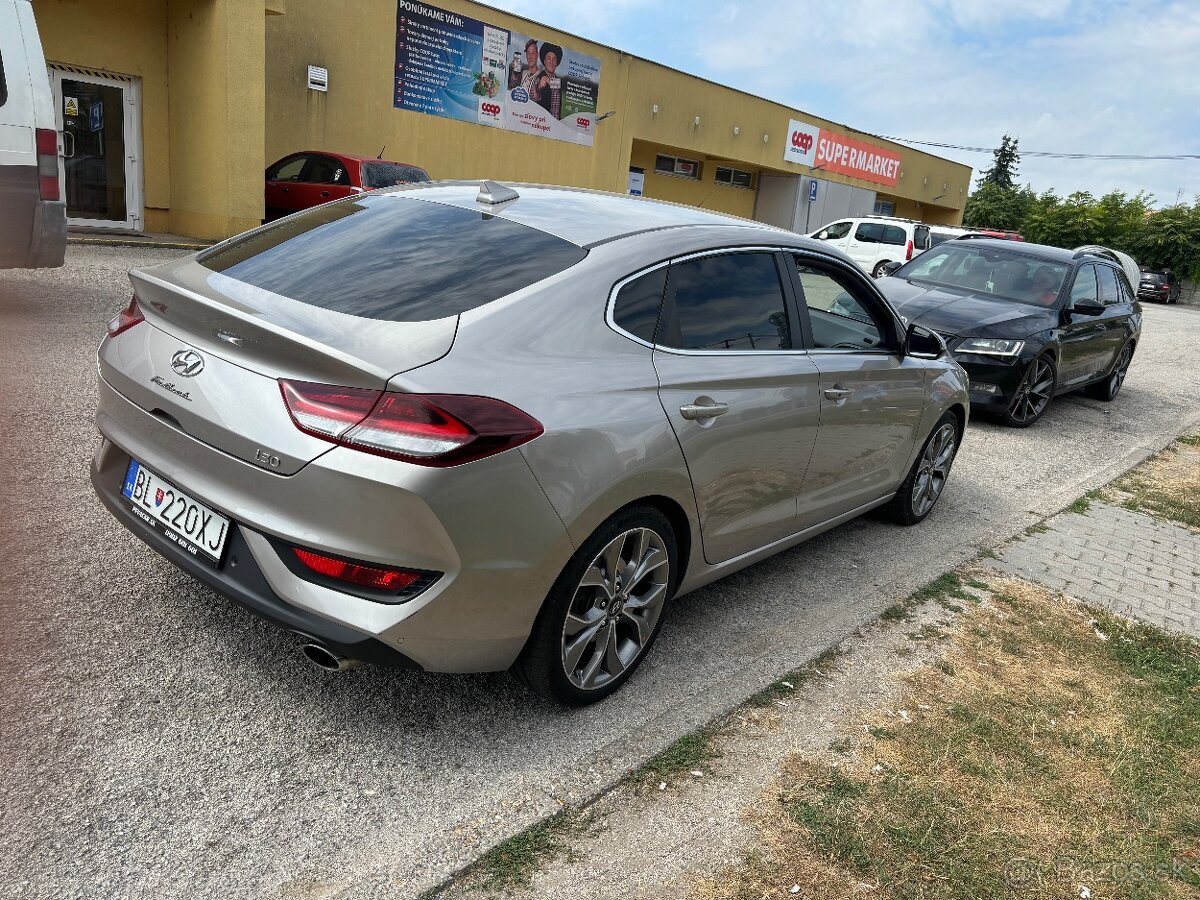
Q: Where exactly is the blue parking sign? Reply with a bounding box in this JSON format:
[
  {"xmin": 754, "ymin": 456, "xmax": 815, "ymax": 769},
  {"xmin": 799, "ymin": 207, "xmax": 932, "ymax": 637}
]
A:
[
  {"xmin": 808, "ymin": 179, "xmax": 819, "ymax": 202},
  {"xmin": 89, "ymin": 101, "xmax": 104, "ymax": 133}
]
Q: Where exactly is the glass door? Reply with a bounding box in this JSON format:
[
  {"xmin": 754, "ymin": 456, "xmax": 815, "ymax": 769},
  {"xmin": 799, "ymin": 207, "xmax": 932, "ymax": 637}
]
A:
[{"xmin": 49, "ymin": 69, "xmax": 141, "ymax": 230}]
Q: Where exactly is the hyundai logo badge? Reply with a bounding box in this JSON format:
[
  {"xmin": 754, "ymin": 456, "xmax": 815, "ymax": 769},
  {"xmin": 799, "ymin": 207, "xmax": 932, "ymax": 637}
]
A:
[{"xmin": 170, "ymin": 349, "xmax": 205, "ymax": 378}]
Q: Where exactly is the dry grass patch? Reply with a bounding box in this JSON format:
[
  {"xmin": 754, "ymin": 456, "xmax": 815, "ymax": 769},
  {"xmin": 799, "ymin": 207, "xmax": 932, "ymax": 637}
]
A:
[
  {"xmin": 692, "ymin": 574, "xmax": 1200, "ymax": 900},
  {"xmin": 1108, "ymin": 436, "xmax": 1200, "ymax": 531}
]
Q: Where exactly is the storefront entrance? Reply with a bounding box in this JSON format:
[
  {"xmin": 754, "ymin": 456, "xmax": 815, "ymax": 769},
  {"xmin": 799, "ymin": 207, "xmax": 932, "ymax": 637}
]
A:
[{"xmin": 49, "ymin": 67, "xmax": 142, "ymax": 230}]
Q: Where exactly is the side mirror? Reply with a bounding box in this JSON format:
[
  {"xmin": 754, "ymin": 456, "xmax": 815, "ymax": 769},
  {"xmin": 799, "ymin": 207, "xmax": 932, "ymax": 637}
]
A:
[
  {"xmin": 905, "ymin": 323, "xmax": 945, "ymax": 360},
  {"xmin": 878, "ymin": 261, "xmax": 903, "ymax": 278},
  {"xmin": 1072, "ymin": 298, "xmax": 1105, "ymax": 316}
]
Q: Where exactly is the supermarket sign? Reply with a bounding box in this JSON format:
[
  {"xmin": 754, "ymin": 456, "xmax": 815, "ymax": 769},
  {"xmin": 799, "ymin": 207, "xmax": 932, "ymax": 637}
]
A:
[{"xmin": 783, "ymin": 118, "xmax": 902, "ymax": 187}]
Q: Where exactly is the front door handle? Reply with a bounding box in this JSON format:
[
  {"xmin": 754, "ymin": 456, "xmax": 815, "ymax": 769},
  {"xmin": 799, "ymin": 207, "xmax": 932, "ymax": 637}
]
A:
[
  {"xmin": 680, "ymin": 401, "xmax": 729, "ymax": 420},
  {"xmin": 823, "ymin": 387, "xmax": 854, "ymax": 401}
]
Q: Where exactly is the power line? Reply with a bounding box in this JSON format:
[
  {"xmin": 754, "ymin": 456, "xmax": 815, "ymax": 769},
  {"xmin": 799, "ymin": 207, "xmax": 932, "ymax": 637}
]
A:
[{"xmin": 876, "ymin": 136, "xmax": 1200, "ymax": 161}]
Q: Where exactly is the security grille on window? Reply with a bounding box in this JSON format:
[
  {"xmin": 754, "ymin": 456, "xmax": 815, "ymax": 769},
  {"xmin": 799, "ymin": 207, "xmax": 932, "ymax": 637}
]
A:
[
  {"xmin": 714, "ymin": 166, "xmax": 753, "ymax": 189},
  {"xmin": 655, "ymin": 154, "xmax": 700, "ymax": 180}
]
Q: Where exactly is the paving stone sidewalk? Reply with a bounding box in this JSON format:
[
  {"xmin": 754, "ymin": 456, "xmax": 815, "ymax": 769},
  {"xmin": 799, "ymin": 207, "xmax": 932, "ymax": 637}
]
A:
[{"xmin": 995, "ymin": 502, "xmax": 1200, "ymax": 639}]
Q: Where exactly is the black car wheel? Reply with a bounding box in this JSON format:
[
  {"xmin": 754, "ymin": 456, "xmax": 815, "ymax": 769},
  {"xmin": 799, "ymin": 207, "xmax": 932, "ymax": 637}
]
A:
[
  {"xmin": 1001, "ymin": 355, "xmax": 1056, "ymax": 428},
  {"xmin": 1085, "ymin": 342, "xmax": 1132, "ymax": 402},
  {"xmin": 872, "ymin": 260, "xmax": 890, "ymax": 279}
]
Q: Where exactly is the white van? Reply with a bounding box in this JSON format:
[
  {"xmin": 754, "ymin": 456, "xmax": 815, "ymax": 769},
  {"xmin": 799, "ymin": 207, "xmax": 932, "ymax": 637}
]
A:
[
  {"xmin": 0, "ymin": 0, "xmax": 65, "ymax": 268},
  {"xmin": 809, "ymin": 216, "xmax": 931, "ymax": 277}
]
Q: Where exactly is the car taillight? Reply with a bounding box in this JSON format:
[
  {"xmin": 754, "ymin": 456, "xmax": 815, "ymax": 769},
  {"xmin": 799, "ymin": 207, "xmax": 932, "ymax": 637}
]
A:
[
  {"xmin": 279, "ymin": 379, "xmax": 544, "ymax": 466},
  {"xmin": 906, "ymin": 239, "xmax": 914, "ymax": 261},
  {"xmin": 107, "ymin": 296, "xmax": 145, "ymax": 337},
  {"xmin": 35, "ymin": 128, "xmax": 60, "ymax": 201},
  {"xmin": 292, "ymin": 548, "xmax": 422, "ymax": 591}
]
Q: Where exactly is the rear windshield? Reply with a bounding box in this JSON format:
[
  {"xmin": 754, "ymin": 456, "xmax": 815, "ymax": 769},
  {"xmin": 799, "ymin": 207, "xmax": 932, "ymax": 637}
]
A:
[
  {"xmin": 1140, "ymin": 272, "xmax": 1165, "ymax": 283},
  {"xmin": 198, "ymin": 195, "xmax": 587, "ymax": 322},
  {"xmin": 361, "ymin": 162, "xmax": 431, "ymax": 189}
]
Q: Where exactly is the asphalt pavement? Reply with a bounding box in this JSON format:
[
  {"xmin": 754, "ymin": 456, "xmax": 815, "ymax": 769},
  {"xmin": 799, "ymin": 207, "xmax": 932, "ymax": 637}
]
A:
[{"xmin": 3, "ymin": 246, "xmax": 1200, "ymax": 899}]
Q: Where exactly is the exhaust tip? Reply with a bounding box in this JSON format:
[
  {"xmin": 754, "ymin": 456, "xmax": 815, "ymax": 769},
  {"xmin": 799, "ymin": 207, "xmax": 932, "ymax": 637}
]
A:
[{"xmin": 301, "ymin": 642, "xmax": 360, "ymax": 672}]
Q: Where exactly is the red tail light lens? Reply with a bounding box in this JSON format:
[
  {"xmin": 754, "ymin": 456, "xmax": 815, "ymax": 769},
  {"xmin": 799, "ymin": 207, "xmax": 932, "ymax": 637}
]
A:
[
  {"xmin": 35, "ymin": 128, "xmax": 60, "ymax": 201},
  {"xmin": 292, "ymin": 548, "xmax": 421, "ymax": 591},
  {"xmin": 279, "ymin": 379, "xmax": 543, "ymax": 466},
  {"xmin": 906, "ymin": 239, "xmax": 914, "ymax": 261},
  {"xmin": 107, "ymin": 296, "xmax": 145, "ymax": 337}
]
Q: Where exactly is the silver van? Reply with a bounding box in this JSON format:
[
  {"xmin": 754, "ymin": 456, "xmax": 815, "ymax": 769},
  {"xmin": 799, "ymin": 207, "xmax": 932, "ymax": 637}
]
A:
[{"xmin": 0, "ymin": 0, "xmax": 65, "ymax": 268}]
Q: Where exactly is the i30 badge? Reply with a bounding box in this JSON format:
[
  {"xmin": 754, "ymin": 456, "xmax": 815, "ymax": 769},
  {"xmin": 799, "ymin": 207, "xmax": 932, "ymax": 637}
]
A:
[{"xmin": 170, "ymin": 349, "xmax": 205, "ymax": 377}]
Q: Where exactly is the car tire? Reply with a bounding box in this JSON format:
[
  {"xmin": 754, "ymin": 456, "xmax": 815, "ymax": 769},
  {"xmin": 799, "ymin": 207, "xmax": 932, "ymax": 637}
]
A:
[
  {"xmin": 1084, "ymin": 342, "xmax": 1133, "ymax": 402},
  {"xmin": 513, "ymin": 505, "xmax": 678, "ymax": 706},
  {"xmin": 999, "ymin": 354, "xmax": 1056, "ymax": 428},
  {"xmin": 872, "ymin": 261, "xmax": 891, "ymax": 279},
  {"xmin": 886, "ymin": 412, "xmax": 959, "ymax": 526}
]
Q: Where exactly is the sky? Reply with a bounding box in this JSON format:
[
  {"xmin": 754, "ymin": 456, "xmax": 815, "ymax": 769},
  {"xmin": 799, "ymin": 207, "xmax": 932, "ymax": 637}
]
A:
[{"xmin": 488, "ymin": 0, "xmax": 1199, "ymax": 207}]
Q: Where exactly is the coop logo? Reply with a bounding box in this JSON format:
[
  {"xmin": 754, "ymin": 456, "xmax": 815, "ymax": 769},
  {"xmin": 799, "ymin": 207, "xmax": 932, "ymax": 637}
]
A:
[
  {"xmin": 784, "ymin": 119, "xmax": 821, "ymax": 165},
  {"xmin": 576, "ymin": 117, "xmax": 591, "ymax": 128},
  {"xmin": 510, "ymin": 87, "xmax": 529, "ymax": 103},
  {"xmin": 480, "ymin": 102, "xmax": 501, "ymax": 117}
]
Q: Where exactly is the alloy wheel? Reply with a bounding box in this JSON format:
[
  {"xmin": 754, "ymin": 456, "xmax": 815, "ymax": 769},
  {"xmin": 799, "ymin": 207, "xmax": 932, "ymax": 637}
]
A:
[
  {"xmin": 1007, "ymin": 357, "xmax": 1054, "ymax": 424},
  {"xmin": 560, "ymin": 527, "xmax": 670, "ymax": 691},
  {"xmin": 911, "ymin": 422, "xmax": 957, "ymax": 517},
  {"xmin": 1108, "ymin": 345, "xmax": 1132, "ymax": 399}
]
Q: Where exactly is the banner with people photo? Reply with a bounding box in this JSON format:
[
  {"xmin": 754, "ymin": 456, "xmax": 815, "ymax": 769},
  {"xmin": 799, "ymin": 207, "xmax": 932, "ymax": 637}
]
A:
[{"xmin": 393, "ymin": 1, "xmax": 601, "ymax": 146}]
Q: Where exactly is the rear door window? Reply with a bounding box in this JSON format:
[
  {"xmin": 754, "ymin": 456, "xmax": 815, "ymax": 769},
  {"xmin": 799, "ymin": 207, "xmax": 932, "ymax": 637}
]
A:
[
  {"xmin": 612, "ymin": 267, "xmax": 667, "ymax": 344},
  {"xmin": 198, "ymin": 195, "xmax": 588, "ymax": 322},
  {"xmin": 303, "ymin": 155, "xmax": 351, "ymax": 186},
  {"xmin": 658, "ymin": 252, "xmax": 791, "ymax": 351},
  {"xmin": 880, "ymin": 225, "xmax": 906, "ymax": 246},
  {"xmin": 914, "ymin": 225, "xmax": 930, "ymax": 249},
  {"xmin": 854, "ymin": 223, "xmax": 884, "ymax": 243},
  {"xmin": 1097, "ymin": 266, "xmax": 1120, "ymax": 305}
]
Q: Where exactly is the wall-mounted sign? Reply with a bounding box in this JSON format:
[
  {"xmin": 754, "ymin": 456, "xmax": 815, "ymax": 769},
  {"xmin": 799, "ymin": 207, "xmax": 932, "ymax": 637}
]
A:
[
  {"xmin": 307, "ymin": 66, "xmax": 329, "ymax": 92},
  {"xmin": 393, "ymin": 1, "xmax": 601, "ymax": 146},
  {"xmin": 627, "ymin": 168, "xmax": 645, "ymax": 196},
  {"xmin": 64, "ymin": 96, "xmax": 79, "ymax": 117},
  {"xmin": 784, "ymin": 118, "xmax": 902, "ymax": 187}
]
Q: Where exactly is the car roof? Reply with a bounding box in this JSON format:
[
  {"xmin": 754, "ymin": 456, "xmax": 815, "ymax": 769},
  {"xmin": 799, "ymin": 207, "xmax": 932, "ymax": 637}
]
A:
[
  {"xmin": 373, "ymin": 180, "xmax": 788, "ymax": 248},
  {"xmin": 282, "ymin": 150, "xmax": 426, "ymax": 169},
  {"xmin": 942, "ymin": 237, "xmax": 1082, "ymax": 264}
]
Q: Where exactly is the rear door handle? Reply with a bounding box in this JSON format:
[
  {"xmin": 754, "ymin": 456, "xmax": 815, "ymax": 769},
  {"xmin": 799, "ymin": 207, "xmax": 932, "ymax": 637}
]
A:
[
  {"xmin": 823, "ymin": 387, "xmax": 854, "ymax": 401},
  {"xmin": 679, "ymin": 402, "xmax": 729, "ymax": 420},
  {"xmin": 320, "ymin": 191, "xmax": 331, "ymax": 197}
]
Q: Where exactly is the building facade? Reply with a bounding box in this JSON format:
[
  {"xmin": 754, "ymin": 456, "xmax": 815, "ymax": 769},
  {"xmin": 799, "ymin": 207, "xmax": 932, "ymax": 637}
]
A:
[{"xmin": 33, "ymin": 0, "xmax": 971, "ymax": 240}]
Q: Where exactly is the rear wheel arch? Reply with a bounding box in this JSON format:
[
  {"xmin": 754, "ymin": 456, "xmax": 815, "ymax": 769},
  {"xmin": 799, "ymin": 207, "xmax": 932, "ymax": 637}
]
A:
[
  {"xmin": 621, "ymin": 494, "xmax": 692, "ymax": 592},
  {"xmin": 947, "ymin": 403, "xmax": 967, "ymax": 441}
]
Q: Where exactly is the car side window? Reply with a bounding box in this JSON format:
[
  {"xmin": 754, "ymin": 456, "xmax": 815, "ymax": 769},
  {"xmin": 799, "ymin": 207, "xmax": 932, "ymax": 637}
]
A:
[
  {"xmin": 880, "ymin": 225, "xmax": 906, "ymax": 246},
  {"xmin": 658, "ymin": 253, "xmax": 791, "ymax": 351},
  {"xmin": 793, "ymin": 256, "xmax": 888, "ymax": 351},
  {"xmin": 1097, "ymin": 266, "xmax": 1120, "ymax": 306},
  {"xmin": 1069, "ymin": 264, "xmax": 1098, "ymax": 307},
  {"xmin": 914, "ymin": 224, "xmax": 930, "ymax": 250},
  {"xmin": 1116, "ymin": 271, "xmax": 1135, "ymax": 305},
  {"xmin": 267, "ymin": 156, "xmax": 307, "ymax": 181},
  {"xmin": 816, "ymin": 221, "xmax": 852, "ymax": 240},
  {"xmin": 611, "ymin": 267, "xmax": 667, "ymax": 344},
  {"xmin": 304, "ymin": 155, "xmax": 351, "ymax": 186},
  {"xmin": 855, "ymin": 223, "xmax": 883, "ymax": 243}
]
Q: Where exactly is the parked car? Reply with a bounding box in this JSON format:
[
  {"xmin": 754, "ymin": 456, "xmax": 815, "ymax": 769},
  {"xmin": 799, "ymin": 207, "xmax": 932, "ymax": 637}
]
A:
[
  {"xmin": 1074, "ymin": 245, "xmax": 1140, "ymax": 292},
  {"xmin": 956, "ymin": 229, "xmax": 1025, "ymax": 242},
  {"xmin": 809, "ymin": 215, "xmax": 932, "ymax": 277},
  {"xmin": 91, "ymin": 181, "xmax": 969, "ymax": 705},
  {"xmin": 1136, "ymin": 269, "xmax": 1180, "ymax": 304},
  {"xmin": 878, "ymin": 239, "xmax": 1141, "ymax": 428},
  {"xmin": 929, "ymin": 226, "xmax": 971, "ymax": 247},
  {"xmin": 0, "ymin": 0, "xmax": 66, "ymax": 268},
  {"xmin": 264, "ymin": 150, "xmax": 430, "ymax": 219}
]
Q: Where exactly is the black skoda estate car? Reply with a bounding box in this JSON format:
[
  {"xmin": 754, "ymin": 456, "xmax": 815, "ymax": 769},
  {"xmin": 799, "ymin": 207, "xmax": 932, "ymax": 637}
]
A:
[{"xmin": 877, "ymin": 239, "xmax": 1141, "ymax": 428}]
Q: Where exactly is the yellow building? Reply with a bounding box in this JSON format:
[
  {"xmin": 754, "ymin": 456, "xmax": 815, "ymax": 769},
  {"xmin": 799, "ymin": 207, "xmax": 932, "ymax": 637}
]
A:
[{"xmin": 33, "ymin": 0, "xmax": 971, "ymax": 240}]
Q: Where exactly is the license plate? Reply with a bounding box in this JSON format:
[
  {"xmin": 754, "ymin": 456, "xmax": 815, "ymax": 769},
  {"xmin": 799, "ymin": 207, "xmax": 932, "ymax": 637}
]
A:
[{"xmin": 121, "ymin": 458, "xmax": 231, "ymax": 565}]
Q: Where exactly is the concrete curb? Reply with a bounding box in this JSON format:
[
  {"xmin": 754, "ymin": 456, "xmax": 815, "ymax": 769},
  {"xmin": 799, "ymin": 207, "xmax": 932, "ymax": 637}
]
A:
[{"xmin": 68, "ymin": 236, "xmax": 212, "ymax": 251}]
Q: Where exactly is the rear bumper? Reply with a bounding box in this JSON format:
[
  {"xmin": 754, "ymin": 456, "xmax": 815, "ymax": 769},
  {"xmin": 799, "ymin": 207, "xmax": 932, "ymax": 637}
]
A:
[
  {"xmin": 91, "ymin": 457, "xmax": 421, "ymax": 669},
  {"xmin": 92, "ymin": 373, "xmax": 573, "ymax": 672}
]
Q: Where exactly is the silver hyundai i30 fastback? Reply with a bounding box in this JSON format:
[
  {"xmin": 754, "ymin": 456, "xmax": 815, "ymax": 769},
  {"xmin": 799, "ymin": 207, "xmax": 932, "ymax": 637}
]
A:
[{"xmin": 91, "ymin": 181, "xmax": 969, "ymax": 705}]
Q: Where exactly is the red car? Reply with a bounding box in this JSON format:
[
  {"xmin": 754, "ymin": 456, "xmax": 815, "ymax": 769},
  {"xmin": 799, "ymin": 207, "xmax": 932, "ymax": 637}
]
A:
[{"xmin": 264, "ymin": 151, "xmax": 430, "ymax": 220}]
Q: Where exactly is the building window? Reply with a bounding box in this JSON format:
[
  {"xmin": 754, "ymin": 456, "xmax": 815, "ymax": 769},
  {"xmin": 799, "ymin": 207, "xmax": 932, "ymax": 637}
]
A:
[
  {"xmin": 714, "ymin": 166, "xmax": 754, "ymax": 189},
  {"xmin": 655, "ymin": 154, "xmax": 701, "ymax": 180},
  {"xmin": 873, "ymin": 199, "xmax": 895, "ymax": 216}
]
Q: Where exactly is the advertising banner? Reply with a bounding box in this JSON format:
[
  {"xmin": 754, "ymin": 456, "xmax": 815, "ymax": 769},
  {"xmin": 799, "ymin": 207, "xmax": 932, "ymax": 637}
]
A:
[
  {"xmin": 784, "ymin": 118, "xmax": 902, "ymax": 187},
  {"xmin": 394, "ymin": 1, "xmax": 601, "ymax": 146}
]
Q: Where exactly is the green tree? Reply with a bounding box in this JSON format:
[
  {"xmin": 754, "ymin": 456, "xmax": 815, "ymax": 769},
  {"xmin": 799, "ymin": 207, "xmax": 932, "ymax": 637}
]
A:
[
  {"xmin": 978, "ymin": 134, "xmax": 1020, "ymax": 190},
  {"xmin": 962, "ymin": 182, "xmax": 1034, "ymax": 232},
  {"xmin": 1124, "ymin": 203, "xmax": 1200, "ymax": 279}
]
